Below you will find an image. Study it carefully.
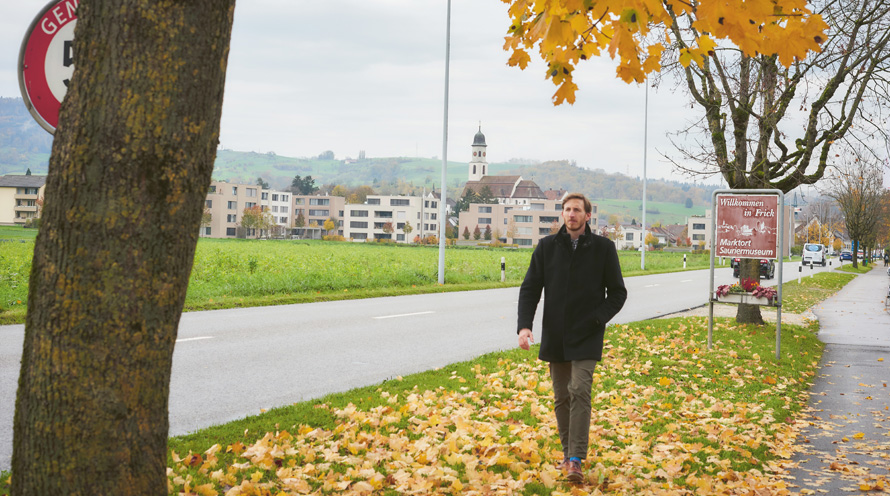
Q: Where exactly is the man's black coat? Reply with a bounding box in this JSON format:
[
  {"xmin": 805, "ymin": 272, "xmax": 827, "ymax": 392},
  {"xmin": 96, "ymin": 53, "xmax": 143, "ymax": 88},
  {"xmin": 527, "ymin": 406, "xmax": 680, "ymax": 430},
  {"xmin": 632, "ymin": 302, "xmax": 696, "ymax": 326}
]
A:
[{"xmin": 517, "ymin": 224, "xmax": 627, "ymax": 362}]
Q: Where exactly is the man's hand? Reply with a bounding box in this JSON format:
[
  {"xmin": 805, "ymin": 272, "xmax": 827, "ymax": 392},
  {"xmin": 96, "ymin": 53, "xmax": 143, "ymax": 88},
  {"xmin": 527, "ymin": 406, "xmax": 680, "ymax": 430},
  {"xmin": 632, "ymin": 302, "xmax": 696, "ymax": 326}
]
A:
[{"xmin": 518, "ymin": 328, "xmax": 534, "ymax": 350}]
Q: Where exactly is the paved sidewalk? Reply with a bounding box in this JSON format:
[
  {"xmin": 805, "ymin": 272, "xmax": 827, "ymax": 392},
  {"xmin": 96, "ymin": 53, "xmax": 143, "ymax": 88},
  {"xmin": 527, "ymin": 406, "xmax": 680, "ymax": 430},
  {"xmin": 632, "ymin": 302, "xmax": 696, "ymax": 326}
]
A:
[{"xmin": 783, "ymin": 266, "xmax": 890, "ymax": 494}]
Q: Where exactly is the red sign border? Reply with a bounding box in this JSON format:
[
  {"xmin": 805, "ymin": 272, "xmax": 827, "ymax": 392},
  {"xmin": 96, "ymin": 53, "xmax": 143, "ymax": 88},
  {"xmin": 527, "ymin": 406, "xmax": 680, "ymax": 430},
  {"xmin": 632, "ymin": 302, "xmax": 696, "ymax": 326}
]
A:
[
  {"xmin": 714, "ymin": 193, "xmax": 780, "ymax": 260},
  {"xmin": 17, "ymin": 0, "xmax": 78, "ymax": 134}
]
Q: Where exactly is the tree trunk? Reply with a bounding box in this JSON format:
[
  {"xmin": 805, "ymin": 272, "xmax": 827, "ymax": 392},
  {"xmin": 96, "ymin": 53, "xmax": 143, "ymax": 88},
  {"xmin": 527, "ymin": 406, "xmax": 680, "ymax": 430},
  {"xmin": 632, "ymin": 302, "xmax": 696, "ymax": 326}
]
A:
[
  {"xmin": 12, "ymin": 1, "xmax": 235, "ymax": 494},
  {"xmin": 735, "ymin": 258, "xmax": 765, "ymax": 325}
]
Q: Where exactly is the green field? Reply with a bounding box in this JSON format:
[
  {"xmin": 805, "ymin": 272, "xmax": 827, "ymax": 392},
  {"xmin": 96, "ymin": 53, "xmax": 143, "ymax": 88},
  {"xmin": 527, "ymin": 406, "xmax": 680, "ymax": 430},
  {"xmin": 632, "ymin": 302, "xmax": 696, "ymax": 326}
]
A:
[
  {"xmin": 594, "ymin": 198, "xmax": 707, "ymax": 226},
  {"xmin": 0, "ymin": 232, "xmax": 712, "ymax": 324}
]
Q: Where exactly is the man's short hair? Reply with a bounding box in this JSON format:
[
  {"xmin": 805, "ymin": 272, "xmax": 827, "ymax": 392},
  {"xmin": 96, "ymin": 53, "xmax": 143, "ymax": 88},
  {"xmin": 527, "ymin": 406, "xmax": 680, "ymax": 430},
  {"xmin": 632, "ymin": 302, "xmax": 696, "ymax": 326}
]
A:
[{"xmin": 563, "ymin": 193, "xmax": 592, "ymax": 214}]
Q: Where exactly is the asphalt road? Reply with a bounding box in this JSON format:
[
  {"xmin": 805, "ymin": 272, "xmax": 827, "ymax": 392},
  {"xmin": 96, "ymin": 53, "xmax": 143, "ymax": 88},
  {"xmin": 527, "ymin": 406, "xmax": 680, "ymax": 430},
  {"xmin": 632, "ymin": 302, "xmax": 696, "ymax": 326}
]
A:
[{"xmin": 0, "ymin": 259, "xmax": 837, "ymax": 470}]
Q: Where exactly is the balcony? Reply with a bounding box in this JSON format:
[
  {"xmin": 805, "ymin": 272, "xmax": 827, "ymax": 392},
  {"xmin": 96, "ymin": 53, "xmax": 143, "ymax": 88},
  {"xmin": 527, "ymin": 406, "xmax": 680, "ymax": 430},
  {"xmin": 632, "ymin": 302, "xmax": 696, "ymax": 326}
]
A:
[
  {"xmin": 15, "ymin": 205, "xmax": 38, "ymax": 213},
  {"xmin": 14, "ymin": 193, "xmax": 38, "ymax": 200}
]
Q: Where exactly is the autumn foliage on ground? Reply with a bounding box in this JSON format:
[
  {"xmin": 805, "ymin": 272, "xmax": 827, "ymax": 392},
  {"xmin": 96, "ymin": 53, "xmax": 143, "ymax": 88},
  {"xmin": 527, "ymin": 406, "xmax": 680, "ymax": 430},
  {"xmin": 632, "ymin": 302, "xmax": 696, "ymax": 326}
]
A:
[{"xmin": 157, "ymin": 317, "xmax": 821, "ymax": 496}]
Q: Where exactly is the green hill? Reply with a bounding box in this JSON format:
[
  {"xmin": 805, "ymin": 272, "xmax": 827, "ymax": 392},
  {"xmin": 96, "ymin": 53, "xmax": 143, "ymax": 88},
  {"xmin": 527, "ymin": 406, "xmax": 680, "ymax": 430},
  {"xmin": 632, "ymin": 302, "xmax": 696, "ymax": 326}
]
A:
[{"xmin": 1, "ymin": 96, "xmax": 718, "ymax": 226}]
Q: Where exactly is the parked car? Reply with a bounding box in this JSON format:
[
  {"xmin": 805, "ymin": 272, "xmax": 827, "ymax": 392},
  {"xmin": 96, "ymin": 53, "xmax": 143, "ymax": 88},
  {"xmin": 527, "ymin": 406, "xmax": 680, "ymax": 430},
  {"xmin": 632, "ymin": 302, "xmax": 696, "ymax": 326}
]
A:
[
  {"xmin": 840, "ymin": 249, "xmax": 853, "ymax": 261},
  {"xmin": 733, "ymin": 258, "xmax": 776, "ymax": 279}
]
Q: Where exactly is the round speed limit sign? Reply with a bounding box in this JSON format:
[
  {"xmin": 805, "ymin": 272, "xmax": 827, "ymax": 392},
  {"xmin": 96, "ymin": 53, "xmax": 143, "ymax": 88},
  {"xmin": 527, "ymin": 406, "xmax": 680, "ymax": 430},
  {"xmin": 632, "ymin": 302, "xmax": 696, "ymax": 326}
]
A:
[{"xmin": 18, "ymin": 0, "xmax": 78, "ymax": 134}]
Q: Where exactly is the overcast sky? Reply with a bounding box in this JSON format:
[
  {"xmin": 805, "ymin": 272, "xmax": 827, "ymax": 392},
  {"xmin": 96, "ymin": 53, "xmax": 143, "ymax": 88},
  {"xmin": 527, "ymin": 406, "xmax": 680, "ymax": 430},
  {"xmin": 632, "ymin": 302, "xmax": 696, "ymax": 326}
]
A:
[{"xmin": 4, "ymin": 1, "xmax": 725, "ymax": 183}]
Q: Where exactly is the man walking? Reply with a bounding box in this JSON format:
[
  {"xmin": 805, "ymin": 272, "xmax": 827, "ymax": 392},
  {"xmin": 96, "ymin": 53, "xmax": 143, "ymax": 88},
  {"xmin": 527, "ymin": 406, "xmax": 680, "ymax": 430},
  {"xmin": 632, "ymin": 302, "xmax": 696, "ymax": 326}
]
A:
[{"xmin": 517, "ymin": 193, "xmax": 627, "ymax": 483}]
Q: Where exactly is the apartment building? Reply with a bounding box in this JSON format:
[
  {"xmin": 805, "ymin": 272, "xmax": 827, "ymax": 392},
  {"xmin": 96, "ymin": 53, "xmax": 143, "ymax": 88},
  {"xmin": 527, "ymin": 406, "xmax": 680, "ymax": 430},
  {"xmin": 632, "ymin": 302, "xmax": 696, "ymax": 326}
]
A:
[
  {"xmin": 342, "ymin": 193, "xmax": 439, "ymax": 243},
  {"xmin": 203, "ymin": 180, "xmax": 265, "ymax": 237},
  {"xmin": 263, "ymin": 190, "xmax": 293, "ymax": 235},
  {"xmin": 687, "ymin": 211, "xmax": 711, "ymax": 249},
  {"xmin": 458, "ymin": 198, "xmax": 597, "ymax": 247},
  {"xmin": 600, "ymin": 224, "xmax": 646, "ymax": 250},
  {"xmin": 0, "ymin": 174, "xmax": 46, "ymax": 226},
  {"xmin": 292, "ymin": 194, "xmax": 346, "ymax": 238}
]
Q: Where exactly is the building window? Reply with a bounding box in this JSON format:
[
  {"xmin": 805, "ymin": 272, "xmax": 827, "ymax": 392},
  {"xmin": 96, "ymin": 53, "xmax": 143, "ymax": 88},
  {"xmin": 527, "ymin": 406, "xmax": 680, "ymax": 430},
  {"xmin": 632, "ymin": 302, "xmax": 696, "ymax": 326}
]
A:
[
  {"xmin": 374, "ymin": 211, "xmax": 393, "ymax": 218},
  {"xmin": 540, "ymin": 216, "xmax": 558, "ymax": 223},
  {"xmin": 231, "ymin": 187, "xmax": 238, "ymax": 195},
  {"xmin": 517, "ymin": 239, "xmax": 533, "ymax": 246},
  {"xmin": 295, "ymin": 198, "xmax": 304, "ymax": 205},
  {"xmin": 353, "ymin": 233, "xmax": 368, "ymax": 240},
  {"xmin": 281, "ymin": 195, "xmax": 289, "ymax": 202},
  {"xmin": 478, "ymin": 218, "xmax": 492, "ymax": 225},
  {"xmin": 625, "ymin": 233, "xmax": 634, "ymax": 241},
  {"xmin": 390, "ymin": 199, "xmax": 410, "ymax": 206},
  {"xmin": 478, "ymin": 206, "xmax": 492, "ymax": 213},
  {"xmin": 261, "ymin": 192, "xmax": 268, "ymax": 200},
  {"xmin": 350, "ymin": 221, "xmax": 368, "ymax": 229},
  {"xmin": 245, "ymin": 202, "xmax": 257, "ymax": 208},
  {"xmin": 226, "ymin": 227, "xmax": 236, "ymax": 236},
  {"xmin": 227, "ymin": 214, "xmax": 237, "ymax": 222},
  {"xmin": 205, "ymin": 200, "xmax": 212, "ymax": 208},
  {"xmin": 365, "ymin": 198, "xmax": 380, "ymax": 205},
  {"xmin": 350, "ymin": 210, "xmax": 369, "ymax": 217},
  {"xmin": 693, "ymin": 234, "xmax": 706, "ymax": 241},
  {"xmin": 515, "ymin": 215, "xmax": 533, "ymax": 223},
  {"xmin": 374, "ymin": 233, "xmax": 392, "ymax": 240},
  {"xmin": 310, "ymin": 198, "xmax": 330, "ymax": 206},
  {"xmin": 517, "ymin": 227, "xmax": 532, "ymax": 235},
  {"xmin": 279, "ymin": 217, "xmax": 288, "ymax": 224},
  {"xmin": 280, "ymin": 206, "xmax": 288, "ymax": 213},
  {"xmin": 246, "ymin": 188, "xmax": 257, "ymax": 197},
  {"xmin": 309, "ymin": 209, "xmax": 329, "ymax": 217},
  {"xmin": 202, "ymin": 227, "xmax": 211, "ymax": 236},
  {"xmin": 693, "ymin": 223, "xmax": 706, "ymax": 230},
  {"xmin": 227, "ymin": 201, "xmax": 237, "ymax": 210},
  {"xmin": 397, "ymin": 234, "xmax": 405, "ymax": 241},
  {"xmin": 208, "ymin": 185, "xmax": 216, "ymax": 193},
  {"xmin": 272, "ymin": 206, "xmax": 279, "ymax": 212},
  {"xmin": 539, "ymin": 228, "xmax": 552, "ymax": 235}
]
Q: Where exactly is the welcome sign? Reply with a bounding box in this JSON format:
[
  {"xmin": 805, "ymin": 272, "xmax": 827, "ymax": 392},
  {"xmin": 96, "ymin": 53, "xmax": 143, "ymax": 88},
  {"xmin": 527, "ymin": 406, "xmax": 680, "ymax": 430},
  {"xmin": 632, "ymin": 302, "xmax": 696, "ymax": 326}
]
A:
[{"xmin": 714, "ymin": 194, "xmax": 779, "ymax": 260}]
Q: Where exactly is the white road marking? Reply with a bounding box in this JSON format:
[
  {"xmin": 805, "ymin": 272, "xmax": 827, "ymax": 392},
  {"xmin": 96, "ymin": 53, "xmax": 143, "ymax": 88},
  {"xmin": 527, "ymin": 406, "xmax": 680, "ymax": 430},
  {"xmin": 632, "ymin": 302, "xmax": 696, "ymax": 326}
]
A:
[
  {"xmin": 374, "ymin": 311, "xmax": 435, "ymax": 320},
  {"xmin": 644, "ymin": 284, "xmax": 660, "ymax": 288},
  {"xmin": 680, "ymin": 279, "xmax": 693, "ymax": 283},
  {"xmin": 176, "ymin": 336, "xmax": 213, "ymax": 343}
]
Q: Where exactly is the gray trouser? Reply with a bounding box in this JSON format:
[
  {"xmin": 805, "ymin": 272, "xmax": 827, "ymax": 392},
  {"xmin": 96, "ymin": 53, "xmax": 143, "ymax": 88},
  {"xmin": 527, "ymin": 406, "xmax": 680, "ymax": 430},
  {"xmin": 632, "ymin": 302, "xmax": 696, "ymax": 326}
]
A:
[{"xmin": 549, "ymin": 359, "xmax": 598, "ymax": 460}]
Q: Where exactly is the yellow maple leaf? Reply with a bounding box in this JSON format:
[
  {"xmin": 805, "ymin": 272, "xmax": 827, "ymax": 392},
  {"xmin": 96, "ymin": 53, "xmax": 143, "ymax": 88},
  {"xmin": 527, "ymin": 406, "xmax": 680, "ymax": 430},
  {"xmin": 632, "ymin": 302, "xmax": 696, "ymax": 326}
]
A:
[
  {"xmin": 508, "ymin": 49, "xmax": 531, "ymax": 69},
  {"xmin": 659, "ymin": 377, "xmax": 673, "ymax": 386},
  {"xmin": 854, "ymin": 432, "xmax": 865, "ymax": 439},
  {"xmin": 194, "ymin": 483, "xmax": 218, "ymax": 496},
  {"xmin": 552, "ymin": 81, "xmax": 577, "ymax": 105}
]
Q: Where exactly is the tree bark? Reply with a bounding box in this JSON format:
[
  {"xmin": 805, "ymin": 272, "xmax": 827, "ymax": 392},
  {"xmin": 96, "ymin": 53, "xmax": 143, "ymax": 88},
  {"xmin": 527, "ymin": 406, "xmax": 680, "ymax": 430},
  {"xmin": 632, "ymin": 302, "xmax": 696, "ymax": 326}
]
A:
[
  {"xmin": 12, "ymin": 1, "xmax": 235, "ymax": 494},
  {"xmin": 735, "ymin": 258, "xmax": 765, "ymax": 325}
]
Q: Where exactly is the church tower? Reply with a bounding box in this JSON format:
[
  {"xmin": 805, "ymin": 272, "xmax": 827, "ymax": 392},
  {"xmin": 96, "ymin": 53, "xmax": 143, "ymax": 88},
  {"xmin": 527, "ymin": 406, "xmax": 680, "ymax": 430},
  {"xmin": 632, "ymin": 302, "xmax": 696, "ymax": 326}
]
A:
[{"xmin": 468, "ymin": 124, "xmax": 488, "ymax": 181}]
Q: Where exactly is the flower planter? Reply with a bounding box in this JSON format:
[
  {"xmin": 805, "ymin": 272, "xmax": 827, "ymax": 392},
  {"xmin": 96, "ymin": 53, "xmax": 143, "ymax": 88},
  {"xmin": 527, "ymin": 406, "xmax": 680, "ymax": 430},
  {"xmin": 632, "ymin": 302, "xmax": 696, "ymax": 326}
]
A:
[{"xmin": 716, "ymin": 292, "xmax": 773, "ymax": 306}]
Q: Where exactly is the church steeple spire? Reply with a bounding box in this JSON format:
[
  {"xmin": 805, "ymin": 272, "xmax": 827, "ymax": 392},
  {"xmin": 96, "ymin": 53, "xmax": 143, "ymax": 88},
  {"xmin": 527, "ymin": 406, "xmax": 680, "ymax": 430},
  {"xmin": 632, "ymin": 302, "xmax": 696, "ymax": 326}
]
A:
[{"xmin": 469, "ymin": 124, "xmax": 488, "ymax": 181}]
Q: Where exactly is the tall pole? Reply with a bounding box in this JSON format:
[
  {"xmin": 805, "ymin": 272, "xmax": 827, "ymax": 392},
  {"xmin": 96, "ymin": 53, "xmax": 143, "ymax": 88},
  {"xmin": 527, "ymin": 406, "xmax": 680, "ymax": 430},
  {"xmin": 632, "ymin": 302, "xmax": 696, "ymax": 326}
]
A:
[
  {"xmin": 641, "ymin": 79, "xmax": 648, "ymax": 270},
  {"xmin": 437, "ymin": 0, "xmax": 451, "ymax": 285}
]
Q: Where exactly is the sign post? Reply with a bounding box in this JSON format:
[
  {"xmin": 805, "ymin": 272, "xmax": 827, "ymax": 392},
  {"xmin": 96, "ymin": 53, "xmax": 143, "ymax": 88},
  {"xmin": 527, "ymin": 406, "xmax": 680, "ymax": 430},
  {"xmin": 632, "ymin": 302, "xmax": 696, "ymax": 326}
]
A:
[
  {"xmin": 18, "ymin": 0, "xmax": 79, "ymax": 134},
  {"xmin": 707, "ymin": 190, "xmax": 785, "ymax": 360}
]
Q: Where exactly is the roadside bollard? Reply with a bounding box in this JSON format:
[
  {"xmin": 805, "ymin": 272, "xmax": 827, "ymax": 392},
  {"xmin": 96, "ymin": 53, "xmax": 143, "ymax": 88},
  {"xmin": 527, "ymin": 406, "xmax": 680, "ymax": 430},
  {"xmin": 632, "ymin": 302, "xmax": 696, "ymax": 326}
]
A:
[
  {"xmin": 798, "ymin": 264, "xmax": 802, "ymax": 284},
  {"xmin": 683, "ymin": 254, "xmax": 687, "ymax": 269},
  {"xmin": 810, "ymin": 262, "xmax": 814, "ymax": 277},
  {"xmin": 501, "ymin": 257, "xmax": 505, "ymax": 283}
]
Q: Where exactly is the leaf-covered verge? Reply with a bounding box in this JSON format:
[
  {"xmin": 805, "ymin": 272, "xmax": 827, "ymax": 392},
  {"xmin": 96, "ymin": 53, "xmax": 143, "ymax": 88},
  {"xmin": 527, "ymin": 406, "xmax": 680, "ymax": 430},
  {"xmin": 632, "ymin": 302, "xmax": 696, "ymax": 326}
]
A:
[
  {"xmin": 1, "ymin": 316, "xmax": 818, "ymax": 496},
  {"xmin": 836, "ymin": 263, "xmax": 875, "ymax": 275},
  {"xmin": 771, "ymin": 272, "xmax": 856, "ymax": 314},
  {"xmin": 171, "ymin": 317, "xmax": 822, "ymax": 495}
]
